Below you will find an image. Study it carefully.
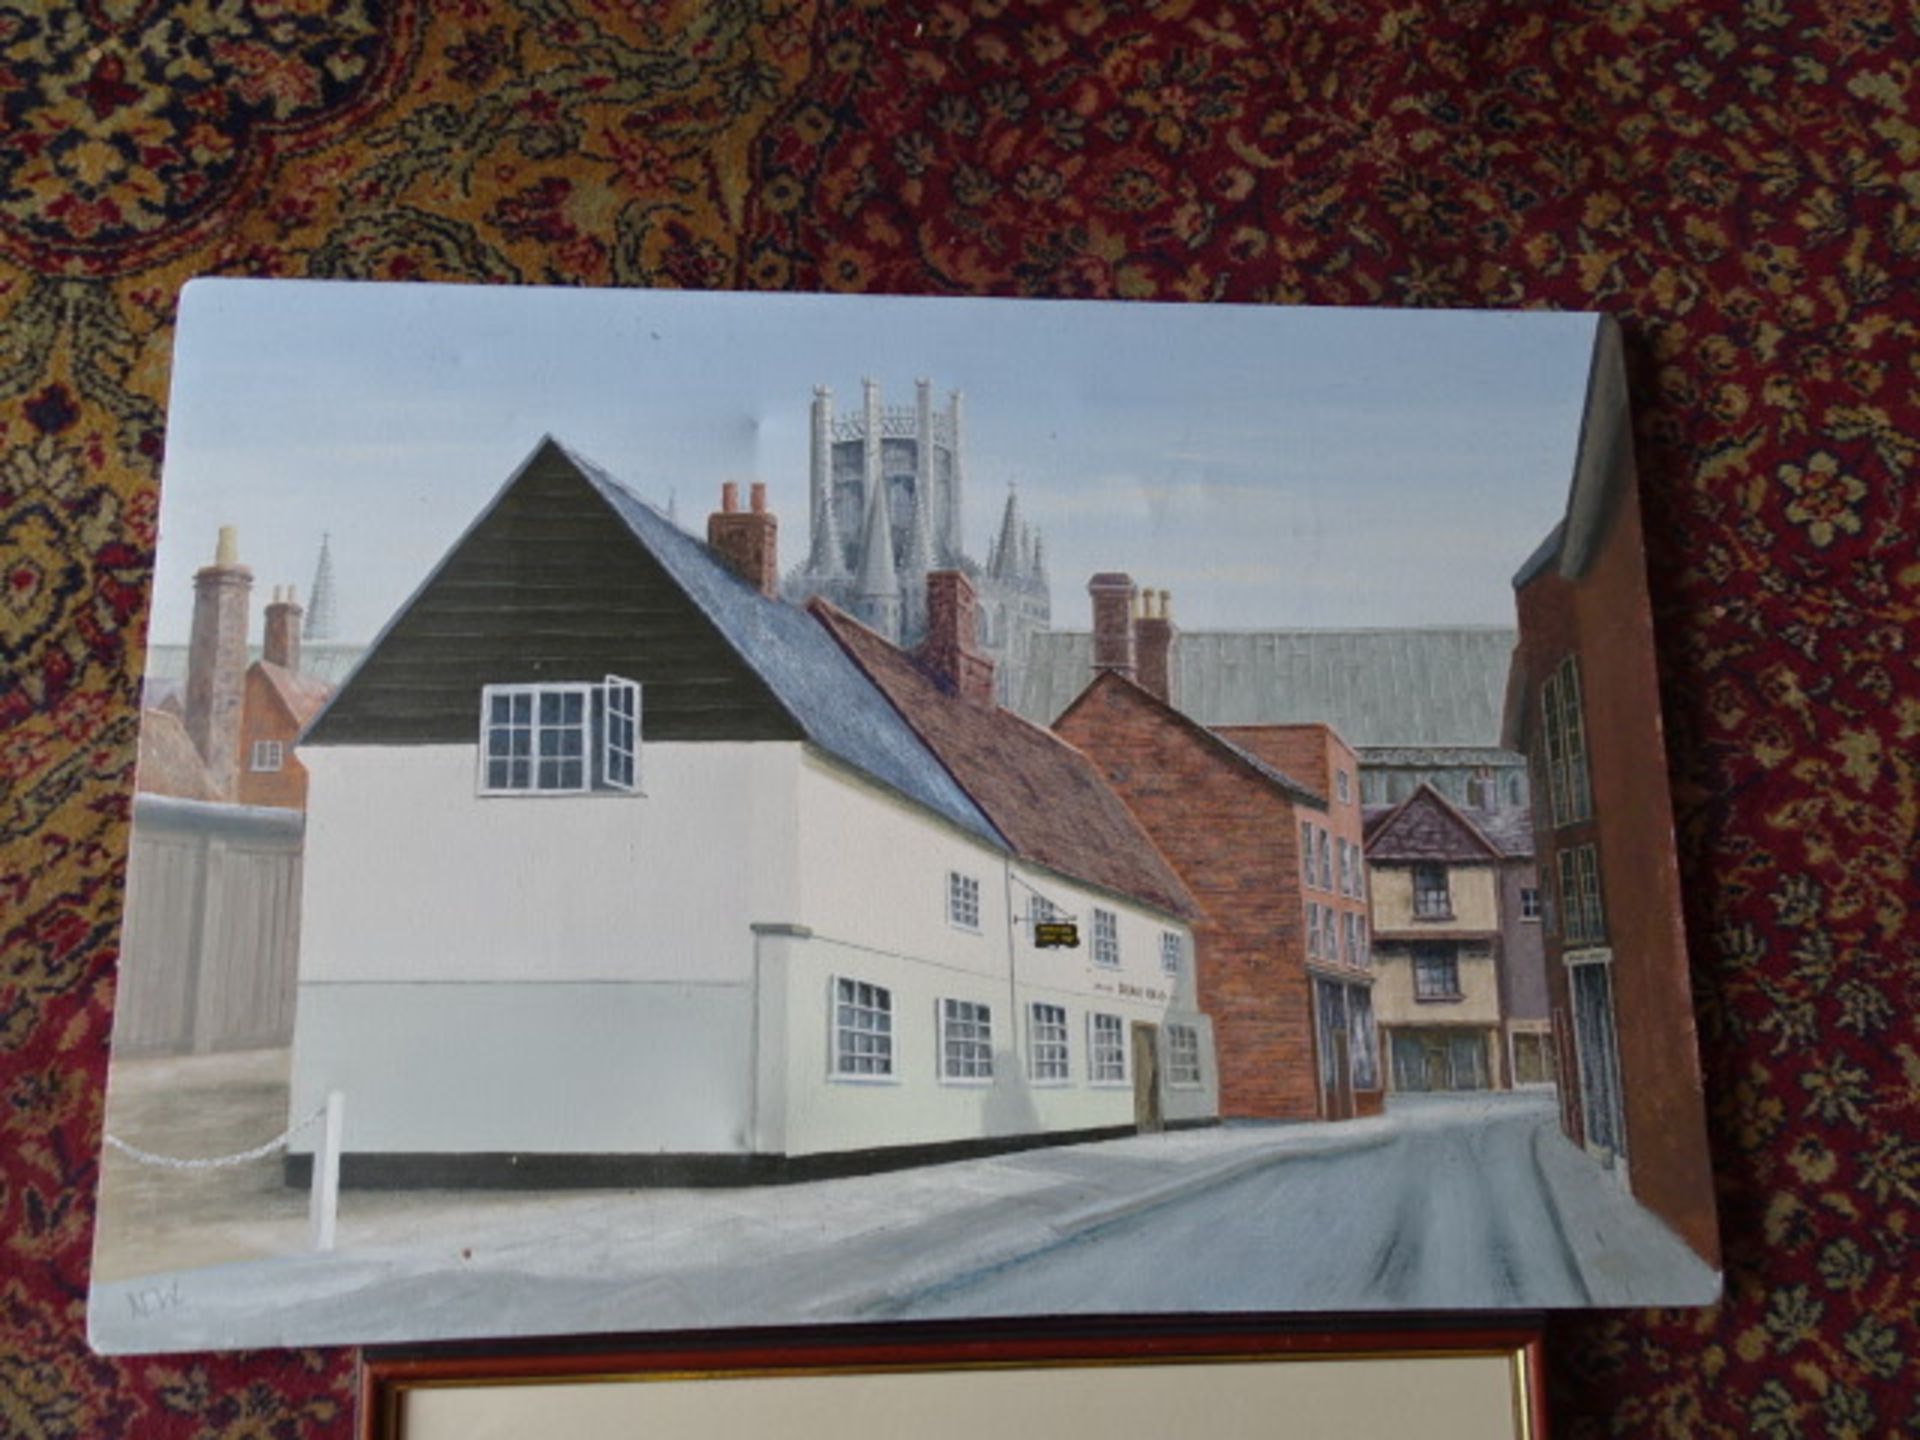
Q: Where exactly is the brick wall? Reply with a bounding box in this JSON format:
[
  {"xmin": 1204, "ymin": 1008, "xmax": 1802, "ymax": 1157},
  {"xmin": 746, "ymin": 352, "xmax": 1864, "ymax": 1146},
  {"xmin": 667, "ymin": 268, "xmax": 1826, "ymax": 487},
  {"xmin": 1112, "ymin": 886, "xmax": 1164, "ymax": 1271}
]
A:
[{"xmin": 1057, "ymin": 677, "xmax": 1322, "ymax": 1120}]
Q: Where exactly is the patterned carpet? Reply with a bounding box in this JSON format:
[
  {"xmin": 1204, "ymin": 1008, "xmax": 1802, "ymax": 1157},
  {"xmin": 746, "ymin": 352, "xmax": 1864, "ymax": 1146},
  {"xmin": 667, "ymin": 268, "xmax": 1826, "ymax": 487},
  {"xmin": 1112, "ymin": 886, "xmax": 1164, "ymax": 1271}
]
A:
[{"xmin": 2, "ymin": 2, "xmax": 1916, "ymax": 1434}]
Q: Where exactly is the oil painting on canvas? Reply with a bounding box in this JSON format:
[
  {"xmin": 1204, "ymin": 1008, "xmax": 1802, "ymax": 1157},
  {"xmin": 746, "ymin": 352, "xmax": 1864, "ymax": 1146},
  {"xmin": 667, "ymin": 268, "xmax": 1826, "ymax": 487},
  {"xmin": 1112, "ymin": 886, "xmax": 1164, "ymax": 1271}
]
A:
[{"xmin": 90, "ymin": 281, "xmax": 1719, "ymax": 1353}]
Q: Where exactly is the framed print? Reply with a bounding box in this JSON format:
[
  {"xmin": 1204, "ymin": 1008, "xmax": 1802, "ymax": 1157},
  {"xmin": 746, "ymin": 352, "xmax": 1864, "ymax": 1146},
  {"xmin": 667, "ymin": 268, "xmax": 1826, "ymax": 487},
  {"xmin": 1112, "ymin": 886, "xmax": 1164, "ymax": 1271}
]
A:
[
  {"xmin": 91, "ymin": 280, "xmax": 1719, "ymax": 1355},
  {"xmin": 360, "ymin": 1322, "xmax": 1548, "ymax": 1440}
]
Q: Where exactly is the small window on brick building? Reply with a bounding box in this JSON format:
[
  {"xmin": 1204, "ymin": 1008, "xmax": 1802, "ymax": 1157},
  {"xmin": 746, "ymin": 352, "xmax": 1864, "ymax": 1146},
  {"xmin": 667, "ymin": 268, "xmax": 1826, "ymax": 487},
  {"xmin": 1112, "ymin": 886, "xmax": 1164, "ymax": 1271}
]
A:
[{"xmin": 249, "ymin": 740, "xmax": 284, "ymax": 773}]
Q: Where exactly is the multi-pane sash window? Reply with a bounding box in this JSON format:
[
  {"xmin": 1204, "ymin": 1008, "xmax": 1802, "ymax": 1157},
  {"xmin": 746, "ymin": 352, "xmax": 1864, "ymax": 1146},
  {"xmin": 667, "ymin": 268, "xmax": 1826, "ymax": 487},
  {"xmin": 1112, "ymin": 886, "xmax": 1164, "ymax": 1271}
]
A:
[
  {"xmin": 1558, "ymin": 845, "xmax": 1607, "ymax": 945},
  {"xmin": 480, "ymin": 677, "xmax": 640, "ymax": 794},
  {"xmin": 947, "ymin": 871, "xmax": 982, "ymax": 930},
  {"xmin": 1300, "ymin": 821, "xmax": 1315, "ymax": 887},
  {"xmin": 249, "ymin": 740, "xmax": 284, "ymax": 772},
  {"xmin": 1306, "ymin": 902, "xmax": 1322, "ymax": 957},
  {"xmin": 1413, "ymin": 944, "xmax": 1461, "ymax": 999},
  {"xmin": 1166, "ymin": 1024, "xmax": 1202, "ymax": 1086},
  {"xmin": 939, "ymin": 999, "xmax": 994, "ymax": 1081},
  {"xmin": 1342, "ymin": 912, "xmax": 1356, "ymax": 966},
  {"xmin": 1521, "ymin": 887, "xmax": 1542, "ymax": 921},
  {"xmin": 1090, "ymin": 1012, "xmax": 1127, "ymax": 1083},
  {"xmin": 1318, "ymin": 828, "xmax": 1333, "ymax": 890},
  {"xmin": 1160, "ymin": 931, "xmax": 1184, "ymax": 975},
  {"xmin": 1412, "ymin": 863, "xmax": 1451, "ymax": 918},
  {"xmin": 1542, "ymin": 658, "xmax": 1593, "ymax": 828},
  {"xmin": 833, "ymin": 978, "xmax": 893, "ymax": 1077},
  {"xmin": 1092, "ymin": 907, "xmax": 1120, "ymax": 967},
  {"xmin": 1337, "ymin": 769, "xmax": 1351, "ymax": 804},
  {"xmin": 1028, "ymin": 1002, "xmax": 1070, "ymax": 1082}
]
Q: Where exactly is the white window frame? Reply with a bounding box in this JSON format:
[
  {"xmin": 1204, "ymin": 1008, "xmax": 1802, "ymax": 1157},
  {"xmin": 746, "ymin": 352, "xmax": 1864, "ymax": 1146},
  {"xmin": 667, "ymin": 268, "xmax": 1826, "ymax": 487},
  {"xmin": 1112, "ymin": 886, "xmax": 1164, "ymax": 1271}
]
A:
[
  {"xmin": 249, "ymin": 739, "xmax": 284, "ymax": 773},
  {"xmin": 1306, "ymin": 901, "xmax": 1321, "ymax": 957},
  {"xmin": 1027, "ymin": 1002, "xmax": 1071, "ymax": 1084},
  {"xmin": 947, "ymin": 870, "xmax": 982, "ymax": 932},
  {"xmin": 1337, "ymin": 768, "xmax": 1351, "ymax": 804},
  {"xmin": 1089, "ymin": 1011, "xmax": 1128, "ymax": 1086},
  {"xmin": 478, "ymin": 677, "xmax": 641, "ymax": 796},
  {"xmin": 1521, "ymin": 886, "xmax": 1542, "ymax": 922},
  {"xmin": 1160, "ymin": 930, "xmax": 1184, "ymax": 976},
  {"xmin": 829, "ymin": 976, "xmax": 895, "ymax": 1081},
  {"xmin": 1301, "ymin": 820, "xmax": 1315, "ymax": 888},
  {"xmin": 1317, "ymin": 827, "xmax": 1333, "ymax": 890},
  {"xmin": 1092, "ymin": 907, "xmax": 1121, "ymax": 968},
  {"xmin": 1165, "ymin": 1023, "xmax": 1203, "ymax": 1087},
  {"xmin": 938, "ymin": 998, "xmax": 994, "ymax": 1084}
]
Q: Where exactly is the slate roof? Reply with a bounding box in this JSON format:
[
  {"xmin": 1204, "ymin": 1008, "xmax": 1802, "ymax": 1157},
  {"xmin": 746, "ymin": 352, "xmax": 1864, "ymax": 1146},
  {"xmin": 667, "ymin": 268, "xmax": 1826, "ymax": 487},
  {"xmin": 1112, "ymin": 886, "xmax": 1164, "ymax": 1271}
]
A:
[
  {"xmin": 1364, "ymin": 783, "xmax": 1502, "ymax": 864},
  {"xmin": 1461, "ymin": 803, "xmax": 1535, "ymax": 858},
  {"xmin": 1016, "ymin": 627, "xmax": 1520, "ymax": 747},
  {"xmin": 812, "ymin": 606, "xmax": 1199, "ymax": 920},
  {"xmin": 564, "ymin": 446, "xmax": 1004, "ymax": 853}
]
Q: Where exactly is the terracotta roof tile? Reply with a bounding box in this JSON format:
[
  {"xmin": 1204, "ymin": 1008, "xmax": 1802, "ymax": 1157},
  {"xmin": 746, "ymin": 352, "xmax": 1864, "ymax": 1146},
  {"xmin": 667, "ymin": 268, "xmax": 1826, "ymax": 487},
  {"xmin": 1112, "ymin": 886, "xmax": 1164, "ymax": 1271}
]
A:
[
  {"xmin": 135, "ymin": 709, "xmax": 221, "ymax": 802},
  {"xmin": 811, "ymin": 602, "xmax": 1198, "ymax": 920},
  {"xmin": 255, "ymin": 661, "xmax": 334, "ymax": 726}
]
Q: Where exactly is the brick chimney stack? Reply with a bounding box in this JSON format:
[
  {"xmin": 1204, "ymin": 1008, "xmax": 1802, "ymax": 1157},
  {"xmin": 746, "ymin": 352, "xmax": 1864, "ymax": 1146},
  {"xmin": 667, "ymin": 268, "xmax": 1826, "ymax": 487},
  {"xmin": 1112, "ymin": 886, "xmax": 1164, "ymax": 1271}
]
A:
[
  {"xmin": 708, "ymin": 481, "xmax": 779, "ymax": 597},
  {"xmin": 1088, "ymin": 572, "xmax": 1137, "ymax": 679},
  {"xmin": 1135, "ymin": 587, "xmax": 1175, "ymax": 704},
  {"xmin": 919, "ymin": 570, "xmax": 996, "ymax": 706},
  {"xmin": 263, "ymin": 584, "xmax": 303, "ymax": 671},
  {"xmin": 186, "ymin": 525, "xmax": 253, "ymax": 799}
]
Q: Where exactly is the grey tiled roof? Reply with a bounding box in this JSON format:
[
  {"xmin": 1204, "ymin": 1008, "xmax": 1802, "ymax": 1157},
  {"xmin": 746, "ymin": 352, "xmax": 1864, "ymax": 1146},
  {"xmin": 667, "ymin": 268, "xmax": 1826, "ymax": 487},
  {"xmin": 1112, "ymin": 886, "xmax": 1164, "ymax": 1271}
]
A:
[
  {"xmin": 1016, "ymin": 627, "xmax": 1520, "ymax": 748},
  {"xmin": 566, "ymin": 447, "xmax": 1004, "ymax": 853}
]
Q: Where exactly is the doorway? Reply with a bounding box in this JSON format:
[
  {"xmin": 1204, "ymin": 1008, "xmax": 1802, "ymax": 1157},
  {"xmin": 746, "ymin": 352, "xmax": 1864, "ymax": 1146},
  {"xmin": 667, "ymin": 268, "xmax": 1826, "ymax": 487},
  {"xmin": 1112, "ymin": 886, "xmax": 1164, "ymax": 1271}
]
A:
[{"xmin": 1130, "ymin": 1022, "xmax": 1163, "ymax": 1133}]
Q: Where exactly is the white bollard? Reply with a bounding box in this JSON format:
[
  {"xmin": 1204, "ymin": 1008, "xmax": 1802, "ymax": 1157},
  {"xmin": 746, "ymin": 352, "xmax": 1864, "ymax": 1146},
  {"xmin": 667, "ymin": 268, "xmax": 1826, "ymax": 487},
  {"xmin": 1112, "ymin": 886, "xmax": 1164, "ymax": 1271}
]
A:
[{"xmin": 309, "ymin": 1090, "xmax": 344, "ymax": 1253}]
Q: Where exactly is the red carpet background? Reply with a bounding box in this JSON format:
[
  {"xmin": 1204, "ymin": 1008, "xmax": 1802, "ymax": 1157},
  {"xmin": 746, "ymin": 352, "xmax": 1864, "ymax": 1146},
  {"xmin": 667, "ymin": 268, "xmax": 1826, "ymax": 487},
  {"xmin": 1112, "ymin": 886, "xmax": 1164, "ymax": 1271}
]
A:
[{"xmin": 2, "ymin": 2, "xmax": 1916, "ymax": 1434}]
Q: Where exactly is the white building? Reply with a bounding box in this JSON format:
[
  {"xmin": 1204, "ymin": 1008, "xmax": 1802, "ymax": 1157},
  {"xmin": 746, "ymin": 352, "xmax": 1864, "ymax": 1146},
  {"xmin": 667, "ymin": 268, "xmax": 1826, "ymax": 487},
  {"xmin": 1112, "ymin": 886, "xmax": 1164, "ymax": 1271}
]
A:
[{"xmin": 287, "ymin": 439, "xmax": 1214, "ymax": 1185}]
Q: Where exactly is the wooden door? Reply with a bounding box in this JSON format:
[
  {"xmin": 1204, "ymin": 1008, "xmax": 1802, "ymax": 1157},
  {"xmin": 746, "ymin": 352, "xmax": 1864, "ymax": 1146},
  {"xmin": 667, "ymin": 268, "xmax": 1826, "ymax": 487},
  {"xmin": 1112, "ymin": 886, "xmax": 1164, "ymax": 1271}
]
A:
[{"xmin": 1131, "ymin": 1023, "xmax": 1163, "ymax": 1133}]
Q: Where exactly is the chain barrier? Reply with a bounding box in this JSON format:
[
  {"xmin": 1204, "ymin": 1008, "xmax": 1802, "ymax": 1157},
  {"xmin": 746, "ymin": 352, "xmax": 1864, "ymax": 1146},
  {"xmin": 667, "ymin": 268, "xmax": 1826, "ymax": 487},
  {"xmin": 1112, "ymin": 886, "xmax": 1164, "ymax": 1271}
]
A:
[{"xmin": 105, "ymin": 1100, "xmax": 329, "ymax": 1172}]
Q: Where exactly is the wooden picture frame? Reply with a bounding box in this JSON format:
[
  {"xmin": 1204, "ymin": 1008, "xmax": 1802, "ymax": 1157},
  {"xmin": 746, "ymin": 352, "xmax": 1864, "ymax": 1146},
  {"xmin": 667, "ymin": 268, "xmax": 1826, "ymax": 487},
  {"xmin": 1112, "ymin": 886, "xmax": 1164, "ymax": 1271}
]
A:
[{"xmin": 360, "ymin": 1320, "xmax": 1547, "ymax": 1440}]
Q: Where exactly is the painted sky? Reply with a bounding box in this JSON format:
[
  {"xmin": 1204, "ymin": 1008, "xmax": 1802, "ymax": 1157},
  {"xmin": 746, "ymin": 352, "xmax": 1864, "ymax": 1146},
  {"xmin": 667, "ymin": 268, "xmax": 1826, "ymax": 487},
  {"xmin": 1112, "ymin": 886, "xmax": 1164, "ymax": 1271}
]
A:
[{"xmin": 150, "ymin": 281, "xmax": 1599, "ymax": 645}]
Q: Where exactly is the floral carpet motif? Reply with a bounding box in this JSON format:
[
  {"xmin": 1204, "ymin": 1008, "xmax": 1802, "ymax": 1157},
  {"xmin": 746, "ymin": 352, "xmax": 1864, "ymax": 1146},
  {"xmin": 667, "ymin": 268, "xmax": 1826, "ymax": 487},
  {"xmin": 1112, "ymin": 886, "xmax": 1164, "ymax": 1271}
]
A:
[{"xmin": 2, "ymin": 1, "xmax": 1917, "ymax": 1435}]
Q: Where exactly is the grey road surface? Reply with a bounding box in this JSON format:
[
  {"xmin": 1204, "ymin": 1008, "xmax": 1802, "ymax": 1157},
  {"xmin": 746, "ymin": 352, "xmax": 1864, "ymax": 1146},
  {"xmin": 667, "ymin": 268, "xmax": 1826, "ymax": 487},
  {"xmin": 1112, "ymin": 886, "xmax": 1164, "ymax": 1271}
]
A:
[{"xmin": 892, "ymin": 1092, "xmax": 1590, "ymax": 1315}]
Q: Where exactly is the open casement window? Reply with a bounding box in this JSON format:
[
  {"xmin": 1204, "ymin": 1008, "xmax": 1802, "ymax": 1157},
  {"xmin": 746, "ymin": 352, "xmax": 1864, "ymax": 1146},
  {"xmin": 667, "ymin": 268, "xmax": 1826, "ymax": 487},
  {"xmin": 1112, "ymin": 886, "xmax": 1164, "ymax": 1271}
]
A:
[{"xmin": 479, "ymin": 677, "xmax": 641, "ymax": 795}]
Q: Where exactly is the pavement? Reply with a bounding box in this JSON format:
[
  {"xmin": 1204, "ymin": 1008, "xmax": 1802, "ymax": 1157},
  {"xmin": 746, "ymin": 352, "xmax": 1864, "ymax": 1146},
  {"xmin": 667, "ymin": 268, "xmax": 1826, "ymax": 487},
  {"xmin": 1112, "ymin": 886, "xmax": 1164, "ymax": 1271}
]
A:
[{"xmin": 89, "ymin": 1050, "xmax": 1717, "ymax": 1354}]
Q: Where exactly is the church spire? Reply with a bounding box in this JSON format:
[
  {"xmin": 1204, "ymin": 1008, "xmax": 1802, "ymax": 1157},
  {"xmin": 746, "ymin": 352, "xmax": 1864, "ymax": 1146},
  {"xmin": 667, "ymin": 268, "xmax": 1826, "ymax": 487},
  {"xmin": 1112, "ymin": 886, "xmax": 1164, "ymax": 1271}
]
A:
[
  {"xmin": 303, "ymin": 532, "xmax": 337, "ymax": 640},
  {"xmin": 989, "ymin": 486, "xmax": 1022, "ymax": 581}
]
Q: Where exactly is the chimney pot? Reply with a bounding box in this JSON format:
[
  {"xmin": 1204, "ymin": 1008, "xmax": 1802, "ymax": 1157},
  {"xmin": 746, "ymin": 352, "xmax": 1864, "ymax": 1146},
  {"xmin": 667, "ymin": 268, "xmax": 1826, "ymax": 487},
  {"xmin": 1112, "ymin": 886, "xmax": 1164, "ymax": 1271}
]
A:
[
  {"xmin": 1134, "ymin": 582, "xmax": 1177, "ymax": 705},
  {"xmin": 708, "ymin": 484, "xmax": 779, "ymax": 598},
  {"xmin": 187, "ymin": 527, "xmax": 254, "ymax": 797},
  {"xmin": 1088, "ymin": 572, "xmax": 1137, "ymax": 679},
  {"xmin": 919, "ymin": 570, "xmax": 995, "ymax": 706}
]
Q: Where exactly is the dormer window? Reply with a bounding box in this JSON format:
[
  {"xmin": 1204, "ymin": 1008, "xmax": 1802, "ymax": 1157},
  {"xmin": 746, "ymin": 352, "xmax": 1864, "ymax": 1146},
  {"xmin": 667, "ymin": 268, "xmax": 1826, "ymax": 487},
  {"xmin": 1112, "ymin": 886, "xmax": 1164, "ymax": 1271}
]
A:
[{"xmin": 479, "ymin": 677, "xmax": 640, "ymax": 794}]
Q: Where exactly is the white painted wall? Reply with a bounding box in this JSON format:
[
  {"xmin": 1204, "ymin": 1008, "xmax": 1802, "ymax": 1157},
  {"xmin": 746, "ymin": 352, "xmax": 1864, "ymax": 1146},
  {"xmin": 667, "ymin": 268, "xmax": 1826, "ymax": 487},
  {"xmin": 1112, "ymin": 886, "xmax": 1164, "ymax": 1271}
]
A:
[
  {"xmin": 299, "ymin": 741, "xmax": 800, "ymax": 984},
  {"xmin": 292, "ymin": 740, "xmax": 1216, "ymax": 1161},
  {"xmin": 289, "ymin": 981, "xmax": 752, "ymax": 1155},
  {"xmin": 771, "ymin": 753, "xmax": 1218, "ymax": 1156}
]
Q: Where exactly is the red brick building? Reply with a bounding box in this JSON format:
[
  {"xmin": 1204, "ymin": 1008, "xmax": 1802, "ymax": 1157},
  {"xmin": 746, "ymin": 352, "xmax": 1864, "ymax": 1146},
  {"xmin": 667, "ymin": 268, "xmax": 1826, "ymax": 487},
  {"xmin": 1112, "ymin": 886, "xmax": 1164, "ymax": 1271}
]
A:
[
  {"xmin": 1502, "ymin": 319, "xmax": 1718, "ymax": 1264},
  {"xmin": 1054, "ymin": 577, "xmax": 1381, "ymax": 1122},
  {"xmin": 136, "ymin": 529, "xmax": 332, "ymax": 811}
]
